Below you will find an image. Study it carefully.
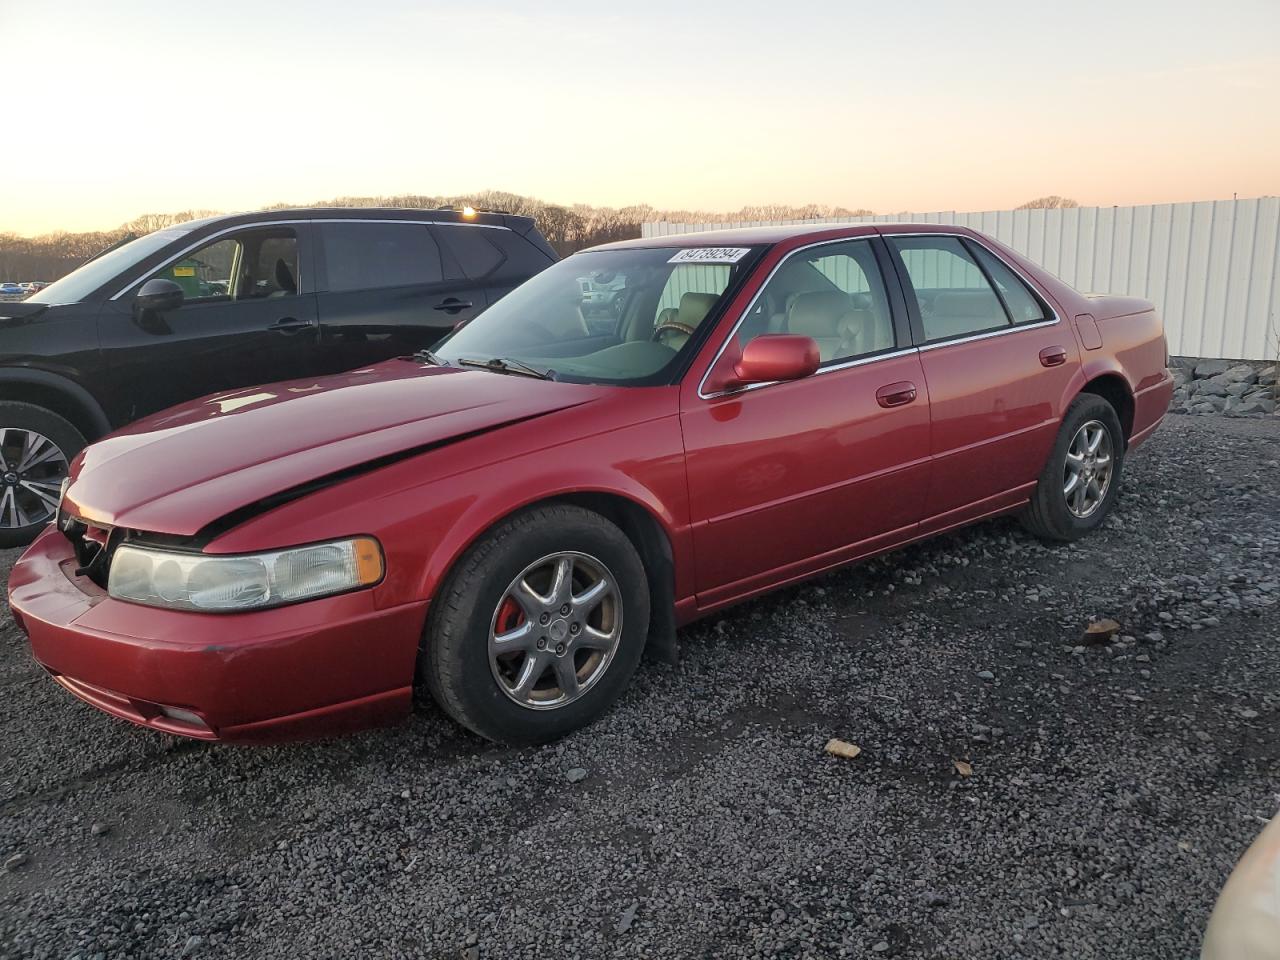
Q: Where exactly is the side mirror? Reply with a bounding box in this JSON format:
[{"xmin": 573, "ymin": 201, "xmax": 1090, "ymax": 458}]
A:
[
  {"xmin": 731, "ymin": 334, "xmax": 820, "ymax": 386},
  {"xmin": 134, "ymin": 278, "xmax": 184, "ymax": 316}
]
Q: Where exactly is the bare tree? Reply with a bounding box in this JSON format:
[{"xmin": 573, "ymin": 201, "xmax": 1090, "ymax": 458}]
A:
[
  {"xmin": 0, "ymin": 192, "xmax": 888, "ymax": 281},
  {"xmin": 1015, "ymin": 196, "xmax": 1080, "ymax": 210}
]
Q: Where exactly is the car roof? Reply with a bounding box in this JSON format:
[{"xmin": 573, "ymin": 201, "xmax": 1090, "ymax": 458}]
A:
[
  {"xmin": 174, "ymin": 206, "xmax": 533, "ymax": 233},
  {"xmin": 588, "ymin": 221, "xmax": 979, "ymax": 251}
]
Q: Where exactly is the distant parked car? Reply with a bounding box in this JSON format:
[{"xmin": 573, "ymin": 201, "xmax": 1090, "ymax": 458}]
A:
[
  {"xmin": 0, "ymin": 207, "xmax": 558, "ymax": 546},
  {"xmin": 578, "ymin": 272, "xmax": 626, "ymax": 316},
  {"xmin": 8, "ymin": 222, "xmax": 1174, "ymax": 744},
  {"xmin": 0, "ymin": 282, "xmax": 23, "ymax": 296}
]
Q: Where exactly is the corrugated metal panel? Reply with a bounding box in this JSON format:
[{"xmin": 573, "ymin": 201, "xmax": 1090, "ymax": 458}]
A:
[{"xmin": 642, "ymin": 198, "xmax": 1280, "ymax": 360}]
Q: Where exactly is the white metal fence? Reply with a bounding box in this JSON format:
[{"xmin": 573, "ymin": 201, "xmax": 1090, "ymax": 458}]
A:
[{"xmin": 643, "ymin": 198, "xmax": 1280, "ymax": 361}]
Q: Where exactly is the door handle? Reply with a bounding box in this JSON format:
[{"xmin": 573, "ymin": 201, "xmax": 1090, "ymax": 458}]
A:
[
  {"xmin": 876, "ymin": 381, "xmax": 918, "ymax": 408},
  {"xmin": 433, "ymin": 298, "xmax": 474, "ymax": 313},
  {"xmin": 1039, "ymin": 345, "xmax": 1068, "ymax": 367},
  {"xmin": 268, "ymin": 316, "xmax": 317, "ymax": 333}
]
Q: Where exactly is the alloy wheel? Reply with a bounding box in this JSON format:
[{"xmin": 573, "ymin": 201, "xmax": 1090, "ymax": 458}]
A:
[
  {"xmin": 1063, "ymin": 419, "xmax": 1113, "ymax": 519},
  {"xmin": 488, "ymin": 551, "xmax": 623, "ymax": 710},
  {"xmin": 0, "ymin": 428, "xmax": 69, "ymax": 530}
]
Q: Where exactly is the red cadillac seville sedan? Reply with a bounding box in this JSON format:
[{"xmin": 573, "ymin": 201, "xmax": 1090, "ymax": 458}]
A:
[{"xmin": 9, "ymin": 223, "xmax": 1174, "ymax": 744}]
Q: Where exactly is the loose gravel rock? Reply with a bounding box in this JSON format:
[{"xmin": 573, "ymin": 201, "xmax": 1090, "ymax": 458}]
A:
[
  {"xmin": 1170, "ymin": 357, "xmax": 1276, "ymax": 417},
  {"xmin": 1, "ymin": 415, "xmax": 1278, "ymax": 959}
]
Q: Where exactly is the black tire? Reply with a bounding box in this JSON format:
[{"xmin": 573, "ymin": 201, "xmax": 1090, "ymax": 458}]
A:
[
  {"xmin": 1020, "ymin": 393, "xmax": 1125, "ymax": 542},
  {"xmin": 0, "ymin": 402, "xmax": 85, "ymax": 549},
  {"xmin": 422, "ymin": 504, "xmax": 650, "ymax": 745}
]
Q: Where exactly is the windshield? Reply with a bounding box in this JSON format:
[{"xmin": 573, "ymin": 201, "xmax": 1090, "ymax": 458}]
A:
[
  {"xmin": 28, "ymin": 227, "xmax": 194, "ymax": 305},
  {"xmin": 435, "ymin": 246, "xmax": 763, "ymax": 385}
]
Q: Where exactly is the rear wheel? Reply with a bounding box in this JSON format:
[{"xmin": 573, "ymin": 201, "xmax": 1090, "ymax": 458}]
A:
[
  {"xmin": 423, "ymin": 504, "xmax": 649, "ymax": 744},
  {"xmin": 0, "ymin": 402, "xmax": 84, "ymax": 548},
  {"xmin": 1020, "ymin": 394, "xmax": 1124, "ymax": 542}
]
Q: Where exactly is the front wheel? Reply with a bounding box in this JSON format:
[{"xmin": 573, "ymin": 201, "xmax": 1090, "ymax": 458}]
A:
[
  {"xmin": 422, "ymin": 504, "xmax": 650, "ymax": 744},
  {"xmin": 1020, "ymin": 393, "xmax": 1125, "ymax": 542},
  {"xmin": 0, "ymin": 402, "xmax": 85, "ymax": 549}
]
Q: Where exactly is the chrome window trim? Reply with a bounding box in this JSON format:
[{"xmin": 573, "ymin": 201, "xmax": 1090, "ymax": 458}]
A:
[
  {"xmin": 109, "ymin": 217, "xmax": 510, "ymax": 300},
  {"xmin": 916, "ymin": 316, "xmax": 1058, "ymax": 351},
  {"xmin": 696, "ymin": 230, "xmax": 1061, "ymax": 400}
]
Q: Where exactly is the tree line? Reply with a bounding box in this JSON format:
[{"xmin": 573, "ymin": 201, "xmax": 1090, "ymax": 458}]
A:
[{"xmin": 0, "ymin": 193, "xmax": 1075, "ymax": 282}]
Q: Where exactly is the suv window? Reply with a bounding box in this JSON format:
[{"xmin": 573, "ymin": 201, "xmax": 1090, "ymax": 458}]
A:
[
  {"xmin": 888, "ymin": 236, "xmax": 1010, "ymax": 342},
  {"xmin": 489, "ymin": 229, "xmax": 554, "ymax": 275},
  {"xmin": 251, "ymin": 235, "xmax": 299, "ymax": 299},
  {"xmin": 143, "ymin": 228, "xmax": 299, "ymax": 303},
  {"xmin": 739, "ymin": 239, "xmax": 896, "ymax": 363},
  {"xmin": 323, "ymin": 222, "xmax": 442, "ymax": 292},
  {"xmin": 970, "ymin": 244, "xmax": 1048, "ymax": 324},
  {"xmin": 436, "ymin": 225, "xmax": 504, "ymax": 279}
]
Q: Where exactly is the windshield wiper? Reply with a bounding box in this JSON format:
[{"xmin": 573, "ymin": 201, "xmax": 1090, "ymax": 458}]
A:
[
  {"xmin": 413, "ymin": 348, "xmax": 448, "ymax": 366},
  {"xmin": 456, "ymin": 356, "xmax": 556, "ymax": 380}
]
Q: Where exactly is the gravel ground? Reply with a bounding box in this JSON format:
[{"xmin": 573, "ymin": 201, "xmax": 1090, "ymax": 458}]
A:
[{"xmin": 1, "ymin": 413, "xmax": 1278, "ymax": 960}]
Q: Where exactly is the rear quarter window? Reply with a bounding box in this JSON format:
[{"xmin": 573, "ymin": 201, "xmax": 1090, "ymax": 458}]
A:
[
  {"xmin": 487, "ymin": 228, "xmax": 556, "ymax": 277},
  {"xmin": 969, "ymin": 244, "xmax": 1049, "ymax": 323}
]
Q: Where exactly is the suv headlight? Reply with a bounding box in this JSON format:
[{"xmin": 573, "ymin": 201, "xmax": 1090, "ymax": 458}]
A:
[{"xmin": 107, "ymin": 538, "xmax": 384, "ymax": 612}]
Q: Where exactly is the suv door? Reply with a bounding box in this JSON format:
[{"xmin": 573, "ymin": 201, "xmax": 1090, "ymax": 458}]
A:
[
  {"xmin": 99, "ymin": 224, "xmax": 320, "ymax": 420},
  {"xmin": 680, "ymin": 237, "xmax": 932, "ymax": 606},
  {"xmin": 313, "ymin": 220, "xmax": 484, "ymax": 374},
  {"xmin": 883, "ymin": 233, "xmax": 1078, "ymax": 530}
]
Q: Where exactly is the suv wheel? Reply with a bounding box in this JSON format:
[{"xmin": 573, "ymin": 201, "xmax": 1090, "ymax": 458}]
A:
[
  {"xmin": 1020, "ymin": 393, "xmax": 1124, "ymax": 542},
  {"xmin": 0, "ymin": 402, "xmax": 85, "ymax": 548},
  {"xmin": 423, "ymin": 504, "xmax": 650, "ymax": 745}
]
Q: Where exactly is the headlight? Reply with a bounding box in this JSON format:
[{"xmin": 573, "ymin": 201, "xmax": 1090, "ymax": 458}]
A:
[{"xmin": 107, "ymin": 537, "xmax": 384, "ymax": 612}]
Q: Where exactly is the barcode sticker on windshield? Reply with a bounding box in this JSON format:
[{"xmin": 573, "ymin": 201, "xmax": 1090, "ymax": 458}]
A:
[{"xmin": 668, "ymin": 247, "xmax": 750, "ymax": 264}]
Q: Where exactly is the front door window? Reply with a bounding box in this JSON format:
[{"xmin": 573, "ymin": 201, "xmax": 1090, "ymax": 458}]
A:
[{"xmin": 144, "ymin": 229, "xmax": 300, "ymax": 303}]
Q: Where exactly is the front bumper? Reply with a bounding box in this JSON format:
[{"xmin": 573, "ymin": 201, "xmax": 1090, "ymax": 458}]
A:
[{"xmin": 8, "ymin": 527, "xmax": 428, "ymax": 742}]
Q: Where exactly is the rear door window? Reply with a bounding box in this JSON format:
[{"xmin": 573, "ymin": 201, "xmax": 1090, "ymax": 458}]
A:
[
  {"xmin": 887, "ymin": 236, "xmax": 1011, "ymax": 342},
  {"xmin": 322, "ymin": 222, "xmax": 443, "ymax": 292},
  {"xmin": 435, "ymin": 224, "xmax": 504, "ymax": 280}
]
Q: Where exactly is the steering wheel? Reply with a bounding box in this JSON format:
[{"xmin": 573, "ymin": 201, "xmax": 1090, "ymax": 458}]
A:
[{"xmin": 651, "ymin": 318, "xmax": 695, "ymax": 347}]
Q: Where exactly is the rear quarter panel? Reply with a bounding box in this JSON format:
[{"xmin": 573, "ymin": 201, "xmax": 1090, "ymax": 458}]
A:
[{"xmin": 1074, "ymin": 297, "xmax": 1173, "ymax": 443}]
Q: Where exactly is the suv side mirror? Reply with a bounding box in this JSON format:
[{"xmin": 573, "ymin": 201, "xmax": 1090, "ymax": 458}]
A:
[
  {"xmin": 134, "ymin": 278, "xmax": 184, "ymax": 316},
  {"xmin": 732, "ymin": 334, "xmax": 820, "ymax": 386}
]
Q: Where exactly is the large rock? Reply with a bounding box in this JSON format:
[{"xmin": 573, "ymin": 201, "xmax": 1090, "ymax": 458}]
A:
[
  {"xmin": 1223, "ymin": 363, "xmax": 1259, "ymax": 384},
  {"xmin": 1225, "ymin": 381, "xmax": 1254, "ymax": 398},
  {"xmin": 1197, "ymin": 375, "xmax": 1232, "ymax": 397},
  {"xmin": 1259, "ymin": 366, "xmax": 1277, "ymax": 386},
  {"xmin": 1194, "ymin": 359, "xmax": 1232, "ymax": 378},
  {"xmin": 1235, "ymin": 397, "xmax": 1276, "ymax": 415}
]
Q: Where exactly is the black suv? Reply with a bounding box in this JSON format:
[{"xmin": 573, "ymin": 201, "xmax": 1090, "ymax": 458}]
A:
[{"xmin": 0, "ymin": 208, "xmax": 557, "ymax": 545}]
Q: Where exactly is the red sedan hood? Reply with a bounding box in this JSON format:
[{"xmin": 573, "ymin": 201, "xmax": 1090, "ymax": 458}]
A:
[{"xmin": 66, "ymin": 362, "xmax": 601, "ymax": 536}]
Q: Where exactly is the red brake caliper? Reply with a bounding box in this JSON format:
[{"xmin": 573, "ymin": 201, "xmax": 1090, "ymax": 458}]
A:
[{"xmin": 495, "ymin": 597, "xmax": 525, "ymax": 640}]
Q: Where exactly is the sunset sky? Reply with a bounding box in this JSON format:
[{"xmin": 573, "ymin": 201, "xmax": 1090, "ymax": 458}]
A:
[{"xmin": 2, "ymin": 0, "xmax": 1277, "ymax": 236}]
